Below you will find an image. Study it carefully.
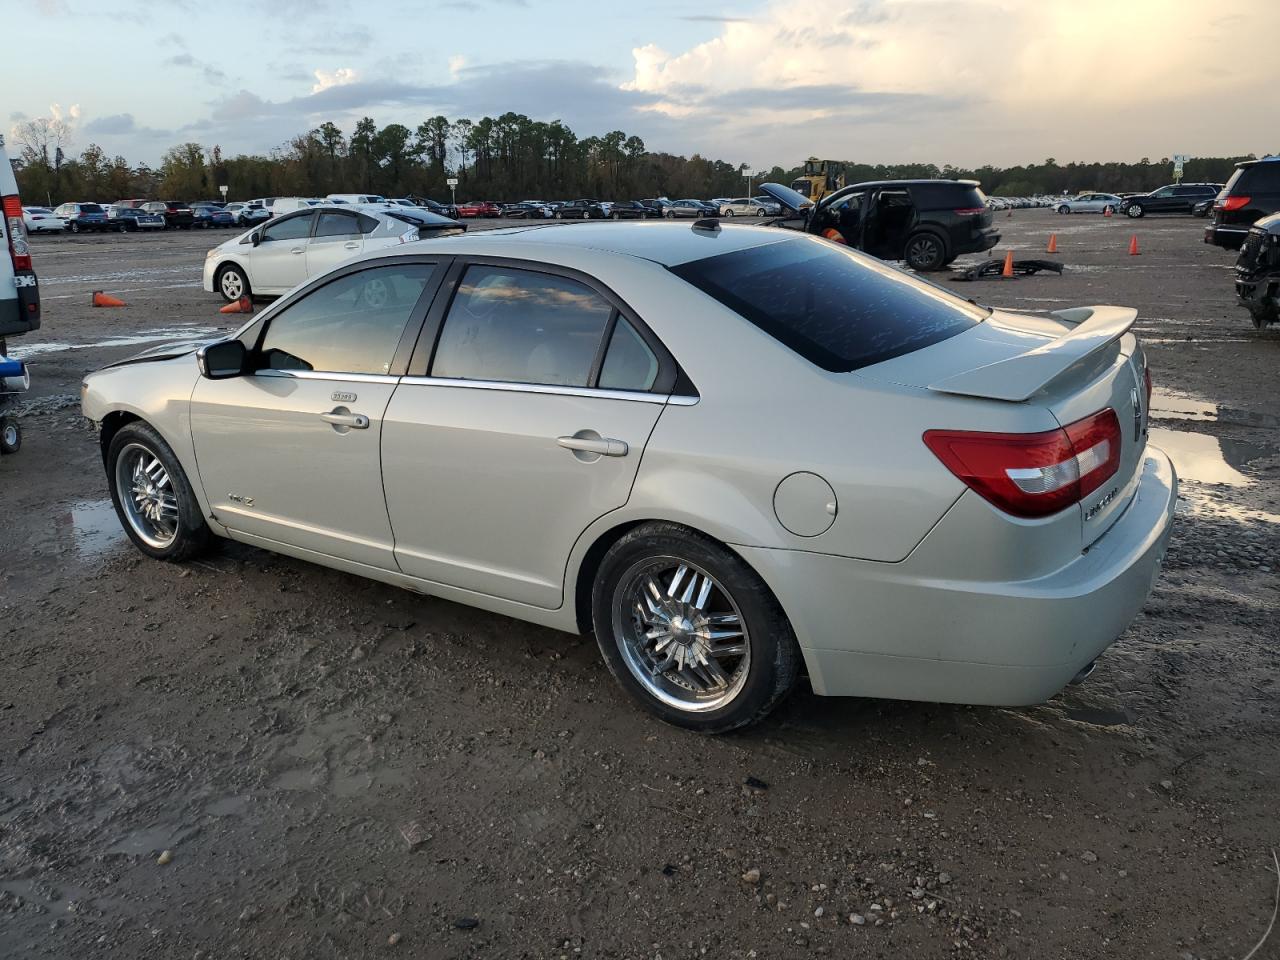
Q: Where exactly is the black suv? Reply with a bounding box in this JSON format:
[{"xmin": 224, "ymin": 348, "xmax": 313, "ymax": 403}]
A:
[
  {"xmin": 761, "ymin": 179, "xmax": 999, "ymax": 270},
  {"xmin": 1119, "ymin": 183, "xmax": 1220, "ymax": 218},
  {"xmin": 556, "ymin": 199, "xmax": 608, "ymax": 219},
  {"xmin": 1232, "ymin": 212, "xmax": 1280, "ymax": 328},
  {"xmin": 1205, "ymin": 157, "xmax": 1280, "ymax": 250}
]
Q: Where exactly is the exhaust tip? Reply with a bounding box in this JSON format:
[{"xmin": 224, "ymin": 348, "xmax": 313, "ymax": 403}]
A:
[{"xmin": 1069, "ymin": 659, "xmax": 1099, "ymax": 685}]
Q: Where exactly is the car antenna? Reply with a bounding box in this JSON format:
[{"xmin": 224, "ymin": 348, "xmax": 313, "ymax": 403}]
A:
[{"xmin": 692, "ymin": 217, "xmax": 721, "ymax": 232}]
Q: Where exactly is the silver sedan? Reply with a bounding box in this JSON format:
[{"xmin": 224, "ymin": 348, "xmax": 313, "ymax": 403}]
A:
[
  {"xmin": 82, "ymin": 222, "xmax": 1176, "ymax": 733},
  {"xmin": 1055, "ymin": 193, "xmax": 1123, "ymax": 215}
]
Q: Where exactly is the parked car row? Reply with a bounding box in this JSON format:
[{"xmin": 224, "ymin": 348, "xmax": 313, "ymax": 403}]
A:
[{"xmin": 442, "ymin": 197, "xmax": 784, "ymax": 220}]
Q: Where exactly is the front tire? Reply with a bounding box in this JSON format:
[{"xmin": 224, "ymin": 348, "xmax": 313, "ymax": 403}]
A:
[
  {"xmin": 590, "ymin": 522, "xmax": 800, "ymax": 733},
  {"xmin": 216, "ymin": 263, "xmax": 250, "ymax": 303},
  {"xmin": 905, "ymin": 231, "xmax": 947, "ymax": 271},
  {"xmin": 106, "ymin": 422, "xmax": 212, "ymax": 562},
  {"xmin": 0, "ymin": 417, "xmax": 20, "ymax": 455},
  {"xmin": 1056, "ymin": 205, "xmax": 1070, "ymax": 215},
  {"xmin": 1126, "ymin": 204, "xmax": 1144, "ymax": 218}
]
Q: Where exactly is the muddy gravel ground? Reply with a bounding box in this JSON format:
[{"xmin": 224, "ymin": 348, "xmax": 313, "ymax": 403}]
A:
[{"xmin": 1, "ymin": 213, "xmax": 1278, "ymax": 960}]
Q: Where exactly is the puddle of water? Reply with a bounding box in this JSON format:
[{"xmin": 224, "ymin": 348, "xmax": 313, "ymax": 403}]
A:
[
  {"xmin": 105, "ymin": 823, "xmax": 197, "ymax": 856},
  {"xmin": 1150, "ymin": 390, "xmax": 1218, "ymax": 422},
  {"xmin": 10, "ymin": 325, "xmax": 218, "ymax": 360},
  {"xmin": 1148, "ymin": 428, "xmax": 1270, "ymax": 486},
  {"xmin": 1177, "ymin": 488, "xmax": 1280, "ymax": 525},
  {"xmin": 1064, "ymin": 706, "xmax": 1128, "ymax": 727},
  {"xmin": 66, "ymin": 499, "xmax": 127, "ymax": 558}
]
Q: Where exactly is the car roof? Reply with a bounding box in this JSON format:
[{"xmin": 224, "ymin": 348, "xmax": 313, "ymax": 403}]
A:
[
  {"xmin": 848, "ymin": 179, "xmax": 980, "ymax": 188},
  {"xmin": 394, "ymin": 221, "xmax": 790, "ymax": 267}
]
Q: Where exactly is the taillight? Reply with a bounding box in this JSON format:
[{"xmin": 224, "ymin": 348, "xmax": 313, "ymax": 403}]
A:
[
  {"xmin": 923, "ymin": 409, "xmax": 1122, "ymax": 519},
  {"xmin": 3, "ymin": 195, "xmax": 32, "ymax": 271},
  {"xmin": 1221, "ymin": 196, "xmax": 1251, "ymax": 212},
  {"xmin": 953, "ymin": 207, "xmax": 987, "ymax": 216}
]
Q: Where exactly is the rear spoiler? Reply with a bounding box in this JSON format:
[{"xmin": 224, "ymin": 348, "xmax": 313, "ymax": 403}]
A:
[{"xmin": 928, "ymin": 306, "xmax": 1137, "ymax": 402}]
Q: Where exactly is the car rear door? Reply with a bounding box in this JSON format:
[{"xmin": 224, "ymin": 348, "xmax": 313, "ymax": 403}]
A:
[
  {"xmin": 248, "ymin": 211, "xmax": 315, "ymax": 294},
  {"xmin": 381, "ymin": 260, "xmax": 672, "ymax": 608},
  {"xmin": 190, "ymin": 259, "xmax": 444, "ymax": 568},
  {"xmin": 305, "ymin": 209, "xmax": 366, "ymax": 277}
]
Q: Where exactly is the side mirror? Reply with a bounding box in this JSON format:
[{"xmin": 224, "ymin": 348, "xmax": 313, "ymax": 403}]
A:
[
  {"xmin": 197, "ymin": 339, "xmax": 248, "ymax": 379},
  {"xmin": 251, "ymin": 230, "xmax": 262, "ymax": 246}
]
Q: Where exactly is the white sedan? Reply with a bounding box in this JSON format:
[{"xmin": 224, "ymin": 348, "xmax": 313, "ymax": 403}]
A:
[
  {"xmin": 202, "ymin": 204, "xmax": 463, "ymax": 301},
  {"xmin": 86, "ymin": 221, "xmax": 1175, "ymax": 733},
  {"xmin": 1056, "ymin": 193, "xmax": 1123, "ymax": 215},
  {"xmin": 22, "ymin": 206, "xmax": 66, "ymax": 233}
]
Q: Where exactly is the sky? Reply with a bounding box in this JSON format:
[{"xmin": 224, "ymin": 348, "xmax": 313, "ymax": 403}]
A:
[{"xmin": 10, "ymin": 0, "xmax": 1278, "ymax": 171}]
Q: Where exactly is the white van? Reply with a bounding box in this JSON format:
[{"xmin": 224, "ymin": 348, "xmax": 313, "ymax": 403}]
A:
[
  {"xmin": 269, "ymin": 197, "xmax": 322, "ymax": 217},
  {"xmin": 0, "ymin": 135, "xmax": 41, "ymax": 347},
  {"xmin": 326, "ymin": 193, "xmax": 386, "ymax": 205}
]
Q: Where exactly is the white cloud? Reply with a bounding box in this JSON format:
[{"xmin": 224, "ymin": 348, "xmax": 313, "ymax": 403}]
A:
[
  {"xmin": 311, "ymin": 67, "xmax": 359, "ymax": 94},
  {"xmin": 621, "ymin": 0, "xmax": 1275, "ymax": 165}
]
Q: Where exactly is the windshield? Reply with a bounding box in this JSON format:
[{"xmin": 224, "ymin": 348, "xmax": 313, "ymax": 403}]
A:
[{"xmin": 670, "ymin": 236, "xmax": 985, "ymax": 372}]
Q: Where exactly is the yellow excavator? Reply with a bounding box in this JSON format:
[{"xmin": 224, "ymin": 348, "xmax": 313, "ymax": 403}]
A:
[{"xmin": 790, "ymin": 158, "xmax": 846, "ymax": 202}]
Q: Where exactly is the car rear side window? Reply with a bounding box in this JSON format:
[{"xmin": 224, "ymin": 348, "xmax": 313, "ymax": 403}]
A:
[
  {"xmin": 257, "ymin": 264, "xmax": 434, "ymax": 375},
  {"xmin": 908, "ymin": 183, "xmax": 985, "ymax": 210},
  {"xmin": 599, "ymin": 318, "xmax": 659, "ymax": 391},
  {"xmin": 431, "ymin": 266, "xmax": 614, "ymax": 387},
  {"xmin": 313, "ymin": 211, "xmax": 360, "ymax": 239},
  {"xmin": 670, "ymin": 237, "xmax": 985, "ymax": 372}
]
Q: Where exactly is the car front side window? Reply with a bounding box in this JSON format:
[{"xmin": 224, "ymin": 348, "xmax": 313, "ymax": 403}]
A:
[
  {"xmin": 256, "ymin": 264, "xmax": 435, "ymax": 375},
  {"xmin": 261, "ymin": 214, "xmax": 313, "ymax": 243},
  {"xmin": 431, "ymin": 265, "xmax": 614, "ymax": 387}
]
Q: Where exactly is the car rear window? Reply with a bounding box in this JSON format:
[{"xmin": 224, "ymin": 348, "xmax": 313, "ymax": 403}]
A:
[
  {"xmin": 1232, "ymin": 163, "xmax": 1280, "ymax": 192},
  {"xmin": 82, "ymin": 203, "xmax": 103, "ymax": 213},
  {"xmin": 908, "ymin": 183, "xmax": 986, "ymax": 210},
  {"xmin": 670, "ymin": 237, "xmax": 985, "ymax": 372}
]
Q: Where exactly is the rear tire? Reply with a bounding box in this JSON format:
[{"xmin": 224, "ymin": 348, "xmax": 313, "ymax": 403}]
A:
[
  {"xmin": 905, "ymin": 231, "xmax": 947, "ymax": 271},
  {"xmin": 590, "ymin": 522, "xmax": 800, "ymax": 733}
]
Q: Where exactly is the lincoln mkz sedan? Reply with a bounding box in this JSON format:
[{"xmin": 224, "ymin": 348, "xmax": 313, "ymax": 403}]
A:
[{"xmin": 82, "ymin": 222, "xmax": 1176, "ymax": 732}]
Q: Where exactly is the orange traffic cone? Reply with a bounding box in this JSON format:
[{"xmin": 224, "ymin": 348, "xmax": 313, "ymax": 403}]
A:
[
  {"xmin": 1128, "ymin": 235, "xmax": 1140, "ymax": 256},
  {"xmin": 91, "ymin": 290, "xmax": 125, "ymax": 307},
  {"xmin": 1001, "ymin": 250, "xmax": 1015, "ymax": 278},
  {"xmin": 1103, "ymin": 206, "xmax": 1113, "ymax": 218},
  {"xmin": 219, "ymin": 295, "xmax": 253, "ymax": 315},
  {"xmin": 1046, "ymin": 233, "xmax": 1058, "ymax": 254}
]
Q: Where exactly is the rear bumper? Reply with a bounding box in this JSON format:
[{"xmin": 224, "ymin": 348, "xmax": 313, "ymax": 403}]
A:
[
  {"xmin": 1205, "ymin": 224, "xmax": 1248, "ymax": 249},
  {"xmin": 739, "ymin": 448, "xmax": 1177, "ymax": 706}
]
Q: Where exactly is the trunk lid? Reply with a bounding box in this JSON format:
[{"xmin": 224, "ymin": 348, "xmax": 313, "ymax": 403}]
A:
[{"xmin": 860, "ymin": 306, "xmax": 1148, "ymax": 547}]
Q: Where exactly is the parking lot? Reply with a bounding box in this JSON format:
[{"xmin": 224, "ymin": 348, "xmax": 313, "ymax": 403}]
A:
[{"xmin": 1, "ymin": 212, "xmax": 1278, "ymax": 959}]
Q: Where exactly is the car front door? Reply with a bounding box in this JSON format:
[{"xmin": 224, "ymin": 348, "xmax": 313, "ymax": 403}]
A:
[
  {"xmin": 248, "ymin": 212, "xmax": 315, "ymax": 294},
  {"xmin": 306, "ymin": 209, "xmax": 366, "ymax": 277},
  {"xmin": 381, "ymin": 261, "xmax": 671, "ymax": 608},
  {"xmin": 189, "ymin": 259, "xmax": 444, "ymax": 568},
  {"xmin": 1147, "ymin": 186, "xmax": 1176, "ymax": 212}
]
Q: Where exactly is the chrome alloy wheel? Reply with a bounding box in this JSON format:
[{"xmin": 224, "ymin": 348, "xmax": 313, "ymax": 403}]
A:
[
  {"xmin": 115, "ymin": 442, "xmax": 180, "ymax": 549},
  {"xmin": 612, "ymin": 557, "xmax": 751, "ymax": 713}
]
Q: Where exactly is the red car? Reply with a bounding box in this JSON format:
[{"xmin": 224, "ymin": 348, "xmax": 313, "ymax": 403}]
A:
[{"xmin": 455, "ymin": 200, "xmax": 502, "ymax": 218}]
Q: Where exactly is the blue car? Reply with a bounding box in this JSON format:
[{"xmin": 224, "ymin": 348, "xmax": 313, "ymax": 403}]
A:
[
  {"xmin": 52, "ymin": 202, "xmax": 111, "ymax": 233},
  {"xmin": 191, "ymin": 204, "xmax": 236, "ymax": 229}
]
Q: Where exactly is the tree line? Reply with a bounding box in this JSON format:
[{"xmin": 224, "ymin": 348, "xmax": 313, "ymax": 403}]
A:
[{"xmin": 7, "ymin": 112, "xmax": 1264, "ymax": 205}]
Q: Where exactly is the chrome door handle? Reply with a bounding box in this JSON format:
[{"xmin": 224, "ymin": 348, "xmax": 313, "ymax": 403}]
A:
[
  {"xmin": 290, "ymin": 247, "xmax": 304, "ymax": 255},
  {"xmin": 343, "ymin": 241, "xmax": 360, "ymax": 249},
  {"xmin": 557, "ymin": 435, "xmax": 628, "ymax": 457},
  {"xmin": 321, "ymin": 411, "xmax": 369, "ymax": 429}
]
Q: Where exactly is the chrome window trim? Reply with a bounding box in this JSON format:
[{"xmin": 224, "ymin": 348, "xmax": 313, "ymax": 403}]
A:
[
  {"xmin": 256, "ymin": 369, "xmax": 400, "ymax": 385},
  {"xmin": 398, "ymin": 375, "xmax": 698, "ymax": 406}
]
